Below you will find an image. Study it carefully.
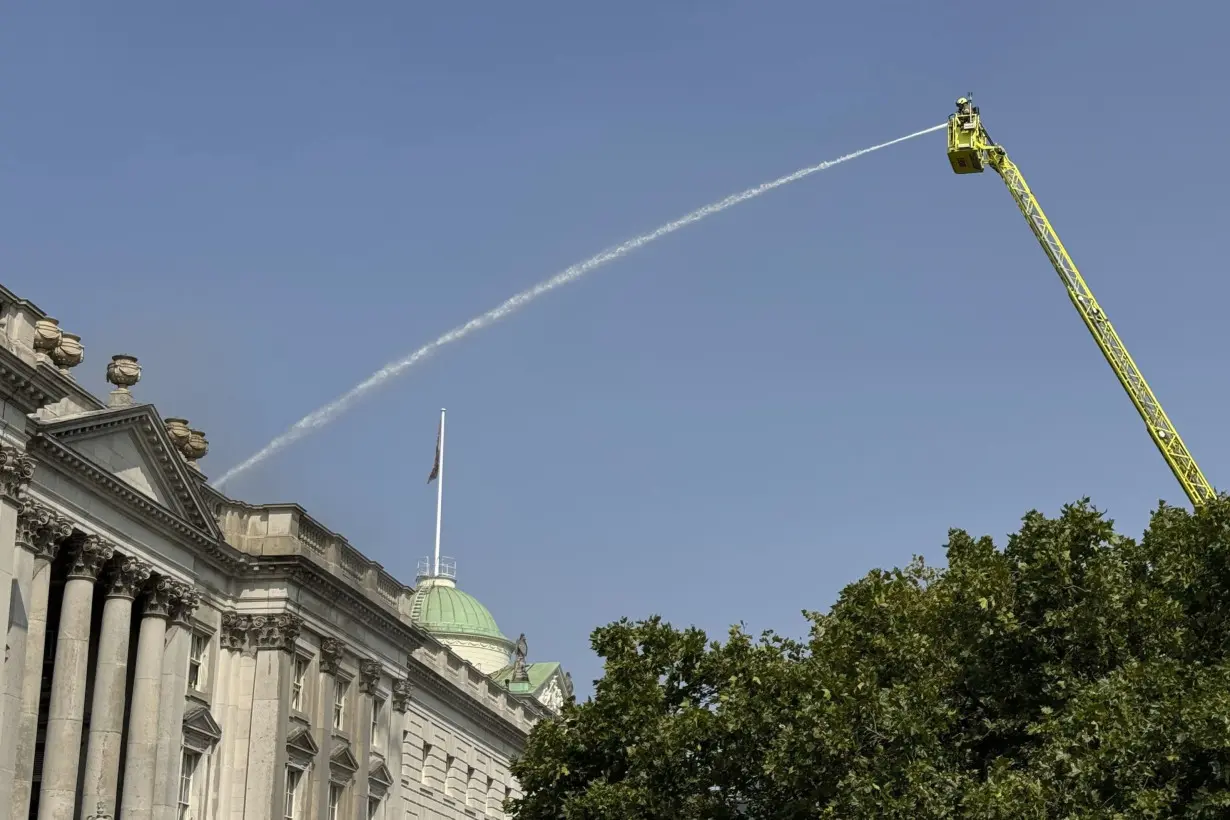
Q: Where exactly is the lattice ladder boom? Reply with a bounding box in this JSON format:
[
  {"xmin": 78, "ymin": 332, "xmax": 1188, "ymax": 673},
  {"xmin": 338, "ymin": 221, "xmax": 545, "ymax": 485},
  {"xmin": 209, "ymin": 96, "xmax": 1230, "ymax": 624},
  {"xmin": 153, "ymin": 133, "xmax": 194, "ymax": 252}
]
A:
[{"xmin": 946, "ymin": 95, "xmax": 1215, "ymax": 507}]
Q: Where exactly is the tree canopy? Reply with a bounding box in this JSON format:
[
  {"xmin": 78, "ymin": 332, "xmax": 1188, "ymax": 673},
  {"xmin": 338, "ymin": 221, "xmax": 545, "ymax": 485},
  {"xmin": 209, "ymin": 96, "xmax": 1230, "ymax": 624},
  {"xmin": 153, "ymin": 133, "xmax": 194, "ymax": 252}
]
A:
[{"xmin": 508, "ymin": 498, "xmax": 1230, "ymax": 819}]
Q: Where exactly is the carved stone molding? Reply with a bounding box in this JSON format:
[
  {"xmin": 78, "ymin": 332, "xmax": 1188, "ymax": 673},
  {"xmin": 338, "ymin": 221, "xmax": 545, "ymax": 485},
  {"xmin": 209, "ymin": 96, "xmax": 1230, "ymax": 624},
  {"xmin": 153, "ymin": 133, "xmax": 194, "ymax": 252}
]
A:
[
  {"xmin": 142, "ymin": 576, "xmax": 177, "ymax": 618},
  {"xmin": 101, "ymin": 556, "xmax": 152, "ymax": 600},
  {"xmin": 320, "ymin": 637, "xmax": 343, "ymax": 676},
  {"xmin": 65, "ymin": 534, "xmax": 116, "ymax": 582},
  {"xmin": 16, "ymin": 499, "xmax": 73, "ymax": 561},
  {"xmin": 0, "ymin": 442, "xmax": 36, "ymax": 503},
  {"xmin": 169, "ymin": 581, "xmax": 202, "ymax": 626},
  {"xmin": 391, "ymin": 678, "xmax": 413, "ymax": 713},
  {"xmin": 220, "ymin": 613, "xmax": 252, "ymax": 652},
  {"xmin": 358, "ymin": 660, "xmax": 382, "ymax": 695},
  {"xmin": 251, "ymin": 613, "xmax": 303, "ymax": 653}
]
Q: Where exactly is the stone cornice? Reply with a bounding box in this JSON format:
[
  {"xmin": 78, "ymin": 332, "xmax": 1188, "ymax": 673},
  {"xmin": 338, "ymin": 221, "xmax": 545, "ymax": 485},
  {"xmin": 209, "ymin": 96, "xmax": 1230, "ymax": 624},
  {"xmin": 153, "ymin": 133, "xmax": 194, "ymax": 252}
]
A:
[
  {"xmin": 247, "ymin": 554, "xmax": 425, "ymax": 655},
  {"xmin": 0, "ymin": 344, "xmax": 66, "ymax": 413},
  {"xmin": 28, "ymin": 433, "xmax": 248, "ymax": 575},
  {"xmin": 404, "ymin": 654, "xmax": 530, "ymax": 750}
]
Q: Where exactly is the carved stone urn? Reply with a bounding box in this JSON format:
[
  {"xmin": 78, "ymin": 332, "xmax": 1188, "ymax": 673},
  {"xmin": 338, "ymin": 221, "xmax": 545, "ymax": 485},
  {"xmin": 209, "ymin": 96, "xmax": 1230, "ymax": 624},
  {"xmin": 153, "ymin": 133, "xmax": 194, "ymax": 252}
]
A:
[
  {"xmin": 50, "ymin": 332, "xmax": 84, "ymax": 375},
  {"xmin": 185, "ymin": 429, "xmax": 209, "ymax": 468},
  {"xmin": 32, "ymin": 317, "xmax": 62, "ymax": 358},
  {"xmin": 164, "ymin": 418, "xmax": 191, "ymax": 454},
  {"xmin": 106, "ymin": 354, "xmax": 141, "ymax": 389}
]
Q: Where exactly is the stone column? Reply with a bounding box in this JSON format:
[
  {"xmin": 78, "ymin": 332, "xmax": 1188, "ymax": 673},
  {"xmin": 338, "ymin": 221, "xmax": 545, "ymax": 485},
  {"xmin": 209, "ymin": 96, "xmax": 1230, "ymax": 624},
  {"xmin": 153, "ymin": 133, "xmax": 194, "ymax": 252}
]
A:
[
  {"xmin": 390, "ymin": 678, "xmax": 413, "ymax": 817},
  {"xmin": 355, "ymin": 660, "xmax": 381, "ymax": 814},
  {"xmin": 242, "ymin": 613, "xmax": 301, "ymax": 819},
  {"xmin": 0, "ymin": 442, "xmax": 36, "ymax": 810},
  {"xmin": 313, "ymin": 638, "xmax": 343, "ymax": 815},
  {"xmin": 81, "ymin": 557, "xmax": 152, "ymax": 817},
  {"xmin": 10, "ymin": 502, "xmax": 73, "ymax": 820},
  {"xmin": 37, "ymin": 533, "xmax": 115, "ymax": 820},
  {"xmin": 152, "ymin": 583, "xmax": 201, "ymax": 820},
  {"xmin": 119, "ymin": 577, "xmax": 176, "ymax": 820}
]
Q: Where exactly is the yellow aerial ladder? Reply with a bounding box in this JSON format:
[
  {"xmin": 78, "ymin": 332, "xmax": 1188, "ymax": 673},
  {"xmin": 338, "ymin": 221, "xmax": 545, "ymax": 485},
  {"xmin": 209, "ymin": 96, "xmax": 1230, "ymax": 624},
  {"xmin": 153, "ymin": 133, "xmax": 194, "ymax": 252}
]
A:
[{"xmin": 946, "ymin": 95, "xmax": 1216, "ymax": 508}]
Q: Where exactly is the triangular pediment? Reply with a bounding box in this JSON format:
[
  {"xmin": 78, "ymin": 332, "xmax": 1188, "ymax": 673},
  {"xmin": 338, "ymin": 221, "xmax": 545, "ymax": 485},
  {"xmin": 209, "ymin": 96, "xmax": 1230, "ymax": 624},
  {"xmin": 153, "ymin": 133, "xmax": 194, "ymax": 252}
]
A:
[
  {"xmin": 183, "ymin": 705, "xmax": 222, "ymax": 751},
  {"xmin": 39, "ymin": 405, "xmax": 222, "ymax": 538},
  {"xmin": 287, "ymin": 726, "xmax": 319, "ymax": 757},
  {"xmin": 330, "ymin": 743, "xmax": 359, "ymax": 775},
  {"xmin": 369, "ymin": 760, "xmax": 393, "ymax": 788}
]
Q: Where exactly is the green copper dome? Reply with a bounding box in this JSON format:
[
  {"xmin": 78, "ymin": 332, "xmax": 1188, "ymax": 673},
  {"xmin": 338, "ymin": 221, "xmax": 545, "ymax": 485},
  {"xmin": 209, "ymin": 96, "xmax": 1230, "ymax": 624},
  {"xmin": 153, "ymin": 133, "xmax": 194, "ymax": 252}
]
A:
[{"xmin": 409, "ymin": 577, "xmax": 511, "ymax": 643}]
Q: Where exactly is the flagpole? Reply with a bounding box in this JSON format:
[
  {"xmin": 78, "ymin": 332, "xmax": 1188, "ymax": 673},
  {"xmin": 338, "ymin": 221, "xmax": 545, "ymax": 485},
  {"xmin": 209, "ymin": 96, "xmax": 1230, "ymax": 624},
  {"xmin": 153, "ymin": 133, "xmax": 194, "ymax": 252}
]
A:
[{"xmin": 433, "ymin": 408, "xmax": 446, "ymax": 577}]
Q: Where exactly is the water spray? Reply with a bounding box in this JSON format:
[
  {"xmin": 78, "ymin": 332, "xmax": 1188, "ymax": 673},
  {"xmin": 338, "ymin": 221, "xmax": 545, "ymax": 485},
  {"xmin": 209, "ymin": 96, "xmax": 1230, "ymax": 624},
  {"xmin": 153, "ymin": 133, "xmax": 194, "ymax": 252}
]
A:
[{"xmin": 215, "ymin": 123, "xmax": 947, "ymax": 488}]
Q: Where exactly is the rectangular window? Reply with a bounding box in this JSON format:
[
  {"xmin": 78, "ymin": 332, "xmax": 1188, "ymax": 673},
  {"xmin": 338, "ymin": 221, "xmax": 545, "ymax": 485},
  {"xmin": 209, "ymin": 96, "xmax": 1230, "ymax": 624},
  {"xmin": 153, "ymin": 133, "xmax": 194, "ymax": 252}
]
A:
[
  {"xmin": 370, "ymin": 696, "xmax": 384, "ymax": 745},
  {"xmin": 466, "ymin": 766, "xmax": 476, "ymax": 806},
  {"xmin": 284, "ymin": 767, "xmax": 301, "ymax": 820},
  {"xmin": 187, "ymin": 633, "xmax": 209, "ymax": 691},
  {"xmin": 367, "ymin": 796, "xmax": 381, "ymax": 820},
  {"xmin": 290, "ymin": 656, "xmax": 309, "ymax": 712},
  {"xmin": 328, "ymin": 783, "xmax": 344, "ymax": 820},
  {"xmin": 333, "ymin": 679, "xmax": 348, "ymax": 731},
  {"xmin": 177, "ymin": 750, "xmax": 199, "ymax": 819},
  {"xmin": 445, "ymin": 754, "xmax": 456, "ymax": 797}
]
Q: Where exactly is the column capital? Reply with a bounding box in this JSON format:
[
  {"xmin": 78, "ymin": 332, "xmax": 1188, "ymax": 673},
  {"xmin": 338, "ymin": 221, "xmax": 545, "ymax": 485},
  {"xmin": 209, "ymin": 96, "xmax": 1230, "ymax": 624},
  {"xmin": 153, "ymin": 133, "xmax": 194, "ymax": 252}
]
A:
[
  {"xmin": 16, "ymin": 498, "xmax": 73, "ymax": 560},
  {"xmin": 141, "ymin": 576, "xmax": 178, "ymax": 618},
  {"xmin": 220, "ymin": 613, "xmax": 252, "ymax": 651},
  {"xmin": 320, "ymin": 637, "xmax": 344, "ymax": 675},
  {"xmin": 101, "ymin": 556, "xmax": 152, "ymax": 599},
  {"xmin": 0, "ymin": 441, "xmax": 36, "ymax": 503},
  {"xmin": 169, "ymin": 581, "xmax": 202, "ymax": 625},
  {"xmin": 391, "ymin": 678, "xmax": 413, "ymax": 713},
  {"xmin": 251, "ymin": 612, "xmax": 303, "ymax": 653},
  {"xmin": 359, "ymin": 660, "xmax": 382, "ymax": 694},
  {"xmin": 65, "ymin": 534, "xmax": 116, "ymax": 581}
]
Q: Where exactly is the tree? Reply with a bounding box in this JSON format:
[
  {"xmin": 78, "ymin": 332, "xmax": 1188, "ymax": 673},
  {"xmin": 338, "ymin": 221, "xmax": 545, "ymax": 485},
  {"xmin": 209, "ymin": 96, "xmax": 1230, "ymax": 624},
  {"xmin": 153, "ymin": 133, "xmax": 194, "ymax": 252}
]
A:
[{"xmin": 507, "ymin": 498, "xmax": 1230, "ymax": 819}]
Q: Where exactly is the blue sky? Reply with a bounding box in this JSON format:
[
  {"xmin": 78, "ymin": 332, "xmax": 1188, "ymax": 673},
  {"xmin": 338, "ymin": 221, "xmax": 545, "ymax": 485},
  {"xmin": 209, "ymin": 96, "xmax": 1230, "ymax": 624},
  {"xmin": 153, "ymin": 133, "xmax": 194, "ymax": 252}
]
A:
[{"xmin": 4, "ymin": 1, "xmax": 1227, "ymax": 696}]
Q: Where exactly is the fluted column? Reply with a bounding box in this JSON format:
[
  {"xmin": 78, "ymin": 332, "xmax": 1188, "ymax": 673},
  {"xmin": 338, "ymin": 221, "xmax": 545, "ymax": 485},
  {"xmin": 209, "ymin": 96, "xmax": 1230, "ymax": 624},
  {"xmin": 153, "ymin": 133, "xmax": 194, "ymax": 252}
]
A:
[
  {"xmin": 37, "ymin": 533, "xmax": 115, "ymax": 820},
  {"xmin": 82, "ymin": 557, "xmax": 152, "ymax": 818},
  {"xmin": 119, "ymin": 577, "xmax": 176, "ymax": 820},
  {"xmin": 0, "ymin": 443, "xmax": 37, "ymax": 810},
  {"xmin": 10, "ymin": 502, "xmax": 73, "ymax": 819},
  {"xmin": 242, "ymin": 613, "xmax": 301, "ymax": 819},
  {"xmin": 355, "ymin": 660, "xmax": 381, "ymax": 814},
  {"xmin": 152, "ymin": 583, "xmax": 201, "ymax": 820},
  {"xmin": 313, "ymin": 638, "xmax": 343, "ymax": 816}
]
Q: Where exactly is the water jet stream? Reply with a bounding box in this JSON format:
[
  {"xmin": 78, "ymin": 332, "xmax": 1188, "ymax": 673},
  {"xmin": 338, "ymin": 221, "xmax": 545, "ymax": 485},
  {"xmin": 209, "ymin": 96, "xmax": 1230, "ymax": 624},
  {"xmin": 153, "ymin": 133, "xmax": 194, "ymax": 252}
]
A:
[{"xmin": 215, "ymin": 123, "xmax": 946, "ymax": 488}]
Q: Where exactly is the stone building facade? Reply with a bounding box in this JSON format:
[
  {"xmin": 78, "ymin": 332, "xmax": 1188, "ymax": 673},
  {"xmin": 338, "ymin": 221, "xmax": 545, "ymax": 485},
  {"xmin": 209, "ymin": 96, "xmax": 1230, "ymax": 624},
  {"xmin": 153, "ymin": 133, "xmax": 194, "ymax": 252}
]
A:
[{"xmin": 0, "ymin": 284, "xmax": 572, "ymax": 820}]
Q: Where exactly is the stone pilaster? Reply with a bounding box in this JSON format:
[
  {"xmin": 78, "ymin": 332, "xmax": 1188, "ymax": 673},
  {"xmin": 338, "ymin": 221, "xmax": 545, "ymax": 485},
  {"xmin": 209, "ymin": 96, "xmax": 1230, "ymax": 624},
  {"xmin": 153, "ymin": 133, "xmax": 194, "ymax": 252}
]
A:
[
  {"xmin": 356, "ymin": 660, "xmax": 382, "ymax": 813},
  {"xmin": 82, "ymin": 556, "xmax": 152, "ymax": 817},
  {"xmin": 242, "ymin": 613, "xmax": 302, "ymax": 819},
  {"xmin": 215, "ymin": 613, "xmax": 253, "ymax": 819},
  {"xmin": 389, "ymin": 678, "xmax": 412, "ymax": 815},
  {"xmin": 0, "ymin": 442, "xmax": 36, "ymax": 810},
  {"xmin": 37, "ymin": 533, "xmax": 115, "ymax": 820},
  {"xmin": 119, "ymin": 576, "xmax": 176, "ymax": 820},
  {"xmin": 152, "ymin": 582, "xmax": 201, "ymax": 820},
  {"xmin": 313, "ymin": 637, "xmax": 344, "ymax": 817}
]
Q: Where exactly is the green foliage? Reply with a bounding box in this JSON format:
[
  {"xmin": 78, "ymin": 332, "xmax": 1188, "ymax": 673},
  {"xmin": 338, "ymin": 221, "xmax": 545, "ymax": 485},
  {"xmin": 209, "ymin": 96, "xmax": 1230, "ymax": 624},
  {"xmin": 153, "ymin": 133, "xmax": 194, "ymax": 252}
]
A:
[{"xmin": 507, "ymin": 498, "xmax": 1230, "ymax": 818}]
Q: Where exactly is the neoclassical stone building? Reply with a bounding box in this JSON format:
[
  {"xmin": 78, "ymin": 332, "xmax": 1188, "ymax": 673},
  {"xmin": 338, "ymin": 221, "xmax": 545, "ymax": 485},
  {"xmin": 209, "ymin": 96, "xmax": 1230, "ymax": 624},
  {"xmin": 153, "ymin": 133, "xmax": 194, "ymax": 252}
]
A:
[{"xmin": 0, "ymin": 284, "xmax": 572, "ymax": 820}]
